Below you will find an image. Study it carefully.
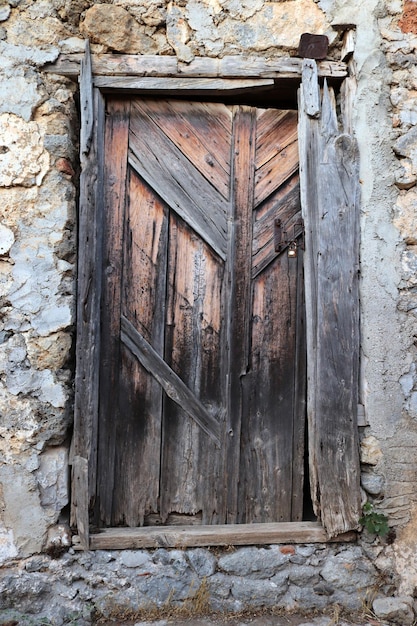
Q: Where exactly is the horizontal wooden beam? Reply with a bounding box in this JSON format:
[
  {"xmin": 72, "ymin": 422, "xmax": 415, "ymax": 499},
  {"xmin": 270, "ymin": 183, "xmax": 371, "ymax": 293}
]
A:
[
  {"xmin": 94, "ymin": 76, "xmax": 276, "ymax": 91},
  {"xmin": 74, "ymin": 522, "xmax": 356, "ymax": 550},
  {"xmin": 45, "ymin": 54, "xmax": 347, "ymax": 81}
]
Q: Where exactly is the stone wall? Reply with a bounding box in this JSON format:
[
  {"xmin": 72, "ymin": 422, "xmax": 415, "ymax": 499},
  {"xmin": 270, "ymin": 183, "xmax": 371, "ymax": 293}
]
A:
[{"xmin": 1, "ymin": 0, "xmax": 417, "ymax": 621}]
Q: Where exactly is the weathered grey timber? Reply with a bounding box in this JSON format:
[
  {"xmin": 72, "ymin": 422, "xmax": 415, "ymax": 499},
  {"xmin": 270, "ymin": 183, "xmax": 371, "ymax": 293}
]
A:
[{"xmin": 298, "ymin": 60, "xmax": 361, "ymax": 537}]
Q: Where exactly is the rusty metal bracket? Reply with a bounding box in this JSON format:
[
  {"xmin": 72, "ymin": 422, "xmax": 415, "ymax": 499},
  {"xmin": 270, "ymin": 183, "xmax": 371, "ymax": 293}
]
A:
[{"xmin": 274, "ymin": 218, "xmax": 305, "ymax": 257}]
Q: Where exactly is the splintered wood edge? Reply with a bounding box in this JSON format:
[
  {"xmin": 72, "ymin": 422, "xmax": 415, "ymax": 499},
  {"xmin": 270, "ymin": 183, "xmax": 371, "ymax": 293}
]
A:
[{"xmin": 72, "ymin": 522, "xmax": 357, "ymax": 550}]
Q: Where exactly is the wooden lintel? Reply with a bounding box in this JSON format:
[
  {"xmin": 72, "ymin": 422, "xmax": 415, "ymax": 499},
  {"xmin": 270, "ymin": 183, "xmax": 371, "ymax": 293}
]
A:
[
  {"xmin": 75, "ymin": 522, "xmax": 356, "ymax": 550},
  {"xmin": 44, "ymin": 54, "xmax": 347, "ymax": 81},
  {"xmin": 94, "ymin": 76, "xmax": 275, "ymax": 92}
]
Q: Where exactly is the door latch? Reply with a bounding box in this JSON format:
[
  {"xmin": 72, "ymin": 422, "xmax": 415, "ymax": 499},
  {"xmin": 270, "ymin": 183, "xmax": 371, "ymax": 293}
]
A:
[{"xmin": 274, "ymin": 218, "xmax": 305, "ymax": 258}]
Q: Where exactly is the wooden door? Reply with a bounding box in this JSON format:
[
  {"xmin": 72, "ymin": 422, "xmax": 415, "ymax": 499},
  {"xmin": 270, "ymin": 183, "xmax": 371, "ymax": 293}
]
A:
[{"xmin": 95, "ymin": 97, "xmax": 306, "ymax": 528}]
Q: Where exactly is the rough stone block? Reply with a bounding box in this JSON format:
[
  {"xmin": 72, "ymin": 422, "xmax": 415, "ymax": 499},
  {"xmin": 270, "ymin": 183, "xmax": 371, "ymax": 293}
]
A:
[
  {"xmin": 80, "ymin": 4, "xmax": 158, "ymax": 54},
  {"xmin": 373, "ymin": 596, "xmax": 415, "ymax": 625},
  {"xmin": 36, "ymin": 447, "xmax": 69, "ymax": 510},
  {"xmin": 187, "ymin": 547, "xmax": 217, "ymax": 577},
  {"xmin": 0, "ymin": 114, "xmax": 49, "ymax": 187},
  {"xmin": 0, "ymin": 225, "xmax": 14, "ymax": 255},
  {"xmin": 218, "ymin": 546, "xmax": 288, "ymax": 578},
  {"xmin": 231, "ymin": 576, "xmax": 285, "ymax": 606}
]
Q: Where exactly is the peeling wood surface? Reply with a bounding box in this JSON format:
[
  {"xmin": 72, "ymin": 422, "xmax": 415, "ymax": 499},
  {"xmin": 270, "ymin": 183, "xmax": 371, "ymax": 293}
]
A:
[
  {"xmin": 298, "ymin": 64, "xmax": 361, "ymax": 537},
  {"xmin": 45, "ymin": 53, "xmax": 348, "ymax": 80},
  {"xmin": 83, "ymin": 522, "xmax": 356, "ymax": 550},
  {"xmin": 96, "ymin": 98, "xmax": 306, "ymax": 528}
]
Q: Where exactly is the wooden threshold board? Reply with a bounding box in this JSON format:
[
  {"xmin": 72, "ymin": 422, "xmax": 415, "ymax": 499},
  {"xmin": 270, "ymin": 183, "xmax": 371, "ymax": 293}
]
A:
[{"xmin": 73, "ymin": 522, "xmax": 357, "ymax": 550}]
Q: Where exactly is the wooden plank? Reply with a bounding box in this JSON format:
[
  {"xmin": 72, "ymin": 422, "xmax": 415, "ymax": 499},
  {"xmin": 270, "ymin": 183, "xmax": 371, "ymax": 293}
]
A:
[
  {"xmin": 314, "ymin": 81, "xmax": 361, "ymax": 536},
  {"xmin": 225, "ymin": 106, "xmax": 257, "ymax": 523},
  {"xmin": 298, "ymin": 67, "xmax": 361, "ymax": 537},
  {"xmin": 85, "ymin": 522, "xmax": 357, "ymax": 550},
  {"xmin": 79, "ymin": 40, "xmax": 93, "ymax": 156},
  {"xmin": 129, "ymin": 101, "xmax": 229, "ymax": 260},
  {"xmin": 72, "ymin": 48, "xmax": 104, "ymax": 534},
  {"xmin": 254, "ymin": 139, "xmax": 299, "ymax": 207},
  {"xmin": 301, "ymin": 59, "xmax": 320, "ymax": 119},
  {"xmin": 110, "ymin": 172, "xmax": 168, "ymax": 527},
  {"xmin": 138, "ymin": 99, "xmax": 232, "ymax": 200},
  {"xmin": 45, "ymin": 53, "xmax": 348, "ymax": 80},
  {"xmin": 240, "ymin": 108, "xmax": 304, "ymax": 523},
  {"xmin": 96, "ymin": 98, "xmax": 131, "ymax": 526},
  {"xmin": 159, "ymin": 214, "xmax": 225, "ymax": 523},
  {"xmin": 239, "ymin": 251, "xmax": 299, "ymax": 522},
  {"xmin": 255, "ymin": 110, "xmax": 298, "ymax": 170},
  {"xmin": 252, "ymin": 178, "xmax": 301, "ymax": 278},
  {"xmin": 121, "ymin": 316, "xmax": 221, "ymax": 445},
  {"xmin": 298, "ymin": 73, "xmax": 320, "ymax": 521},
  {"xmin": 94, "ymin": 76, "xmax": 275, "ymax": 92},
  {"xmin": 72, "ymin": 456, "xmax": 89, "ymax": 549},
  {"xmin": 341, "ymin": 30, "xmax": 356, "ymax": 62},
  {"xmin": 341, "ymin": 60, "xmax": 357, "ymax": 136},
  {"xmin": 291, "ymin": 249, "xmax": 307, "ymax": 521}
]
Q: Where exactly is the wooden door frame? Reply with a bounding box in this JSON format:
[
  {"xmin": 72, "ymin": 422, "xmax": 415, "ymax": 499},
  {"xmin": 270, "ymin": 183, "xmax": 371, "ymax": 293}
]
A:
[{"xmin": 47, "ymin": 42, "xmax": 361, "ymax": 550}]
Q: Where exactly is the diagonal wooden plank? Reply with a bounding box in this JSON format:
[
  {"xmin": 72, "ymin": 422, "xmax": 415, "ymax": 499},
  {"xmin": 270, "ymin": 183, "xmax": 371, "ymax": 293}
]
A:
[
  {"xmin": 254, "ymin": 139, "xmax": 299, "ymax": 207},
  {"xmin": 120, "ymin": 316, "xmax": 221, "ymax": 446},
  {"xmin": 136, "ymin": 99, "xmax": 231, "ymax": 199},
  {"xmin": 129, "ymin": 109, "xmax": 230, "ymax": 260},
  {"xmin": 256, "ymin": 110, "xmax": 298, "ymax": 170},
  {"xmin": 252, "ymin": 179, "xmax": 301, "ymax": 278}
]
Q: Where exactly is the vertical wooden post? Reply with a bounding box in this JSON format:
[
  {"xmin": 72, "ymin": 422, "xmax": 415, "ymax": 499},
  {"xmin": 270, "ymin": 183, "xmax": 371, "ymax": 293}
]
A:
[
  {"xmin": 72, "ymin": 40, "xmax": 104, "ymax": 549},
  {"xmin": 225, "ymin": 106, "xmax": 257, "ymax": 523},
  {"xmin": 298, "ymin": 60, "xmax": 361, "ymax": 537}
]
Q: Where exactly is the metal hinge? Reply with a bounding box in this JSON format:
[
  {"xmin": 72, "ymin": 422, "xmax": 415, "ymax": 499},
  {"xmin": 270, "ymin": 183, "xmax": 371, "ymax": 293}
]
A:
[{"xmin": 274, "ymin": 218, "xmax": 305, "ymax": 258}]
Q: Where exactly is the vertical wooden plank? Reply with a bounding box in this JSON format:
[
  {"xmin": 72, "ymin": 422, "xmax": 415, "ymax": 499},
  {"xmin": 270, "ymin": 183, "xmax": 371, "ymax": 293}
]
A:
[
  {"xmin": 298, "ymin": 67, "xmax": 321, "ymax": 519},
  {"xmin": 160, "ymin": 215, "xmax": 225, "ymax": 524},
  {"xmin": 111, "ymin": 172, "xmax": 168, "ymax": 526},
  {"xmin": 72, "ymin": 456, "xmax": 89, "ymax": 549},
  {"xmin": 301, "ymin": 59, "xmax": 320, "ymax": 119},
  {"xmin": 239, "ymin": 107, "xmax": 305, "ymax": 523},
  {"xmin": 225, "ymin": 106, "xmax": 257, "ymax": 523},
  {"xmin": 239, "ymin": 253, "xmax": 299, "ymax": 522},
  {"xmin": 79, "ymin": 40, "xmax": 93, "ymax": 157},
  {"xmin": 96, "ymin": 98, "xmax": 130, "ymax": 526},
  {"xmin": 299, "ymin": 66, "xmax": 361, "ymax": 536},
  {"xmin": 291, "ymin": 248, "xmax": 307, "ymax": 521},
  {"xmin": 71, "ymin": 41, "xmax": 104, "ymax": 547}
]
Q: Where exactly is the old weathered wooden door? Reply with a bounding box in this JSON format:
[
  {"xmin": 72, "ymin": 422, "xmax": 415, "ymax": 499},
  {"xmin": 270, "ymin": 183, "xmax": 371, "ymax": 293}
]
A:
[{"xmin": 96, "ymin": 97, "xmax": 305, "ymax": 528}]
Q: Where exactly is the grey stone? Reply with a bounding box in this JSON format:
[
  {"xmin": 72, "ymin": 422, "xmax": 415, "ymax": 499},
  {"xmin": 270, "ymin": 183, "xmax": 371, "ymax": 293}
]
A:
[
  {"xmin": 288, "ymin": 565, "xmax": 318, "ymax": 585},
  {"xmin": 0, "ymin": 41, "xmax": 59, "ymax": 68},
  {"xmin": 296, "ymin": 545, "xmax": 317, "ymax": 558},
  {"xmin": 207, "ymin": 572, "xmax": 232, "ymax": 599},
  {"xmin": 282, "ymin": 585, "xmax": 328, "ymax": 611},
  {"xmin": 313, "ymin": 581, "xmax": 334, "ymax": 596},
  {"xmin": 36, "ymin": 446, "xmax": 69, "ymax": 509},
  {"xmin": 319, "ymin": 549, "xmax": 375, "ymax": 593},
  {"xmin": 218, "ymin": 546, "xmax": 288, "ymax": 578},
  {"xmin": 361, "ymin": 471, "xmax": 385, "ymax": 496},
  {"xmin": 289, "ymin": 554, "xmax": 307, "ymax": 565},
  {"xmin": 231, "ymin": 577, "xmax": 285, "ymax": 606},
  {"xmin": 24, "ymin": 556, "xmax": 50, "ymax": 573},
  {"xmin": 187, "ymin": 548, "xmax": 217, "ymax": 577},
  {"xmin": 394, "ymin": 125, "xmax": 417, "ymax": 158},
  {"xmin": 0, "ymin": 6, "xmax": 10, "ymax": 22},
  {"xmin": 373, "ymin": 596, "xmax": 415, "ymax": 625},
  {"xmin": 119, "ymin": 550, "xmax": 153, "ymax": 569}
]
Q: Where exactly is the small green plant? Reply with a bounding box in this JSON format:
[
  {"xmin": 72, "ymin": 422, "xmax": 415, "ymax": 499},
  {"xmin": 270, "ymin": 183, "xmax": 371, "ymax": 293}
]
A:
[{"xmin": 359, "ymin": 502, "xmax": 389, "ymax": 537}]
